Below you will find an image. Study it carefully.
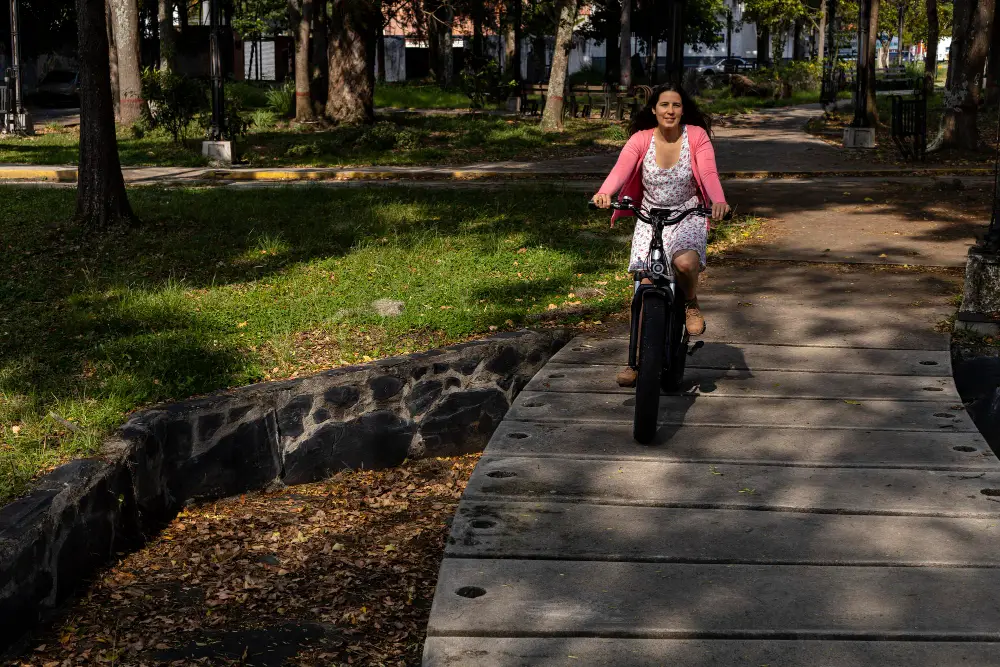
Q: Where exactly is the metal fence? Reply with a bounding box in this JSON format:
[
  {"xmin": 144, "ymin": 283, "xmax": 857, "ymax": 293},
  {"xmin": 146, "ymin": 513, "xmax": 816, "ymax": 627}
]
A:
[
  {"xmin": 0, "ymin": 83, "xmax": 10, "ymax": 114},
  {"xmin": 890, "ymin": 92, "xmax": 927, "ymax": 161}
]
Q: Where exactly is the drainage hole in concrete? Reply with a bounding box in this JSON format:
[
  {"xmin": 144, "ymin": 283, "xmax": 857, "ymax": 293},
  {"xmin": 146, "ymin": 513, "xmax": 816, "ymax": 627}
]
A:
[
  {"xmin": 919, "ymin": 360, "xmax": 939, "ymax": 366},
  {"xmin": 934, "ymin": 412, "xmax": 956, "ymax": 419},
  {"xmin": 523, "ymin": 401, "xmax": 545, "ymax": 408},
  {"xmin": 456, "ymin": 586, "xmax": 487, "ymax": 599},
  {"xmin": 486, "ymin": 470, "xmax": 517, "ymax": 479},
  {"xmin": 571, "ymin": 347, "xmax": 584, "ymax": 352},
  {"xmin": 981, "ymin": 489, "xmax": 1000, "ymax": 497},
  {"xmin": 471, "ymin": 520, "xmax": 497, "ymax": 529},
  {"xmin": 548, "ymin": 373, "xmax": 565, "ymax": 379},
  {"xmin": 507, "ymin": 432, "xmax": 530, "ymax": 439},
  {"xmin": 923, "ymin": 387, "xmax": 945, "ymax": 392},
  {"xmin": 954, "ymin": 446, "xmax": 978, "ymax": 452},
  {"xmin": 623, "ymin": 398, "xmax": 636, "ymax": 407}
]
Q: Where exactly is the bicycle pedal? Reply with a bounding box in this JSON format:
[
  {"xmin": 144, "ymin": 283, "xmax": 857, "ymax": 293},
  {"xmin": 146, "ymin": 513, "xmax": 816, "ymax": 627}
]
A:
[{"xmin": 687, "ymin": 340, "xmax": 705, "ymax": 356}]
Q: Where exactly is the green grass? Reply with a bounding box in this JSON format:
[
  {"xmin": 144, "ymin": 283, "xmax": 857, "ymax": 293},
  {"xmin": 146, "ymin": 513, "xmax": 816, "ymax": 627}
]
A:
[
  {"xmin": 374, "ymin": 83, "xmax": 487, "ymax": 110},
  {"xmin": 0, "ymin": 185, "xmax": 759, "ymax": 502},
  {"xmin": 696, "ymin": 89, "xmax": 830, "ymax": 116},
  {"xmin": 0, "ymin": 115, "xmax": 617, "ymax": 168}
]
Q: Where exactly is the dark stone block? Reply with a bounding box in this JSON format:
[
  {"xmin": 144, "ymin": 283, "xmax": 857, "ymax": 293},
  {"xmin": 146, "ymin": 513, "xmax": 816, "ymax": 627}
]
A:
[
  {"xmin": 418, "ymin": 389, "xmax": 509, "ymax": 457},
  {"xmin": 369, "ymin": 375, "xmax": 404, "ymax": 401},
  {"xmin": 485, "ymin": 346, "xmax": 521, "ymax": 375},
  {"xmin": 277, "ymin": 395, "xmax": 313, "ymax": 440},
  {"xmin": 173, "ymin": 414, "xmax": 280, "ymax": 501},
  {"xmin": 407, "ymin": 379, "xmax": 443, "ymax": 416},
  {"xmin": 312, "ymin": 408, "xmax": 331, "ymax": 423},
  {"xmin": 197, "ymin": 413, "xmax": 225, "ymax": 442},
  {"xmin": 411, "ymin": 366, "xmax": 428, "ymax": 380},
  {"xmin": 323, "ymin": 385, "xmax": 360, "ymax": 409},
  {"xmin": 228, "ymin": 405, "xmax": 253, "ymax": 423},
  {"xmin": 497, "ymin": 375, "xmax": 514, "ymax": 391},
  {"xmin": 457, "ymin": 358, "xmax": 480, "ymax": 375},
  {"xmin": 445, "ymin": 377, "xmax": 462, "ymax": 390},
  {"xmin": 282, "ymin": 411, "xmax": 414, "ymax": 485},
  {"xmin": 527, "ymin": 348, "xmax": 543, "ymax": 364},
  {"xmin": 433, "ymin": 362, "xmax": 450, "ymax": 374}
]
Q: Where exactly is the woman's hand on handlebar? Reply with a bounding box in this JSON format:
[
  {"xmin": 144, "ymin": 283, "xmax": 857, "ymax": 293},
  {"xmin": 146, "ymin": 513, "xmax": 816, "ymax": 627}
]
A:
[
  {"xmin": 711, "ymin": 202, "xmax": 731, "ymax": 221},
  {"xmin": 592, "ymin": 193, "xmax": 612, "ymax": 209}
]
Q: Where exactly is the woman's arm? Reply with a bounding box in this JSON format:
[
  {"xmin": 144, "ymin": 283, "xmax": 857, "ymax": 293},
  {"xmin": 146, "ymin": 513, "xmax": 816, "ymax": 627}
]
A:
[
  {"xmin": 691, "ymin": 130, "xmax": 727, "ymax": 204},
  {"xmin": 596, "ymin": 133, "xmax": 645, "ymax": 196}
]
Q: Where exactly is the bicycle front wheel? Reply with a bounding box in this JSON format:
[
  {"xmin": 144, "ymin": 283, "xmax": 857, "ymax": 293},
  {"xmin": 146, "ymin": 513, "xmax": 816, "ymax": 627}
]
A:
[
  {"xmin": 634, "ymin": 290, "xmax": 666, "ymax": 444},
  {"xmin": 662, "ymin": 284, "xmax": 689, "ymax": 392}
]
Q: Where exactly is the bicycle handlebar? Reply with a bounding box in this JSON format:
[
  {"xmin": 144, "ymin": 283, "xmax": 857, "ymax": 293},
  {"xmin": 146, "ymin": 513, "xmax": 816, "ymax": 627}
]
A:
[{"xmin": 588, "ymin": 197, "xmax": 732, "ymax": 224}]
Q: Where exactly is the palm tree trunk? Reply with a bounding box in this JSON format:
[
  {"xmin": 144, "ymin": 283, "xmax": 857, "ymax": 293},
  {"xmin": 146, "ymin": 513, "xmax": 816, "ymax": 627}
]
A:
[
  {"xmin": 539, "ymin": 0, "xmax": 578, "ymax": 131},
  {"xmin": 109, "ymin": 0, "xmax": 148, "ymax": 125}
]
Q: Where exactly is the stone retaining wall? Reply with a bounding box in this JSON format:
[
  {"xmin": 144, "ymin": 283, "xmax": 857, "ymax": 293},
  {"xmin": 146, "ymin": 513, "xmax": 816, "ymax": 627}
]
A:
[{"xmin": 0, "ymin": 328, "xmax": 570, "ymax": 651}]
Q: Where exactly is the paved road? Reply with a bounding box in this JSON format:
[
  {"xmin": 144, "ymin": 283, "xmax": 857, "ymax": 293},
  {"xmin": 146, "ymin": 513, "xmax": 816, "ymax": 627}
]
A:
[{"xmin": 422, "ymin": 193, "xmax": 997, "ymax": 664}]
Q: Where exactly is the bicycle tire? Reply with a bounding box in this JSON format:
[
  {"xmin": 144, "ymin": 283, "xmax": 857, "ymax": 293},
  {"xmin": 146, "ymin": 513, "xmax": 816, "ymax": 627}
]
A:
[
  {"xmin": 662, "ymin": 285, "xmax": 689, "ymax": 392},
  {"xmin": 633, "ymin": 291, "xmax": 666, "ymax": 444}
]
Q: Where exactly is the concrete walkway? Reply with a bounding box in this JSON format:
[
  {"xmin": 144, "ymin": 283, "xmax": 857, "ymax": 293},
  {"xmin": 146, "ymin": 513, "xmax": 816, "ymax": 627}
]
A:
[{"xmin": 423, "ymin": 229, "xmax": 1000, "ymax": 662}]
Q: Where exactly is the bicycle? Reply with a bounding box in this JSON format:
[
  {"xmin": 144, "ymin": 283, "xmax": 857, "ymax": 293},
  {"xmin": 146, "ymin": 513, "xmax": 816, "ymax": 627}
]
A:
[{"xmin": 589, "ymin": 196, "xmax": 731, "ymax": 444}]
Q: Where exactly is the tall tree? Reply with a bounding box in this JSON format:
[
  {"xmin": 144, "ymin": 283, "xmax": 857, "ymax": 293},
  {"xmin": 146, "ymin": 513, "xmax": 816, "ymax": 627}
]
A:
[
  {"xmin": 289, "ymin": 0, "xmax": 315, "ymax": 120},
  {"xmin": 539, "ymin": 0, "xmax": 578, "ymax": 130},
  {"xmin": 76, "ymin": 0, "xmax": 137, "ymax": 227},
  {"xmin": 158, "ymin": 0, "xmax": 176, "ymax": 69},
  {"xmin": 862, "ymin": 0, "xmax": 880, "ymax": 125},
  {"xmin": 931, "ymin": 0, "xmax": 995, "ymax": 149},
  {"xmin": 924, "ymin": 0, "xmax": 939, "ymax": 94},
  {"xmin": 620, "ymin": 0, "xmax": 631, "ymax": 87},
  {"xmin": 110, "ymin": 0, "xmax": 148, "ymax": 125},
  {"xmin": 105, "ymin": 0, "xmax": 121, "ymax": 119},
  {"xmin": 311, "ymin": 0, "xmax": 329, "ymax": 110},
  {"xmin": 816, "ymin": 0, "xmax": 826, "ymax": 61},
  {"xmin": 986, "ymin": 0, "xmax": 1000, "ymax": 104},
  {"xmin": 326, "ymin": 0, "xmax": 378, "ymax": 123}
]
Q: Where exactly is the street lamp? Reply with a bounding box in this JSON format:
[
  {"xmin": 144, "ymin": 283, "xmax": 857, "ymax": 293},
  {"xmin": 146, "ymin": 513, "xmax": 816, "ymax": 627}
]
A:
[
  {"xmin": 201, "ymin": 0, "xmax": 233, "ymax": 163},
  {"xmin": 3, "ymin": 0, "xmax": 32, "ymax": 134},
  {"xmin": 843, "ymin": 0, "xmax": 874, "ymax": 147}
]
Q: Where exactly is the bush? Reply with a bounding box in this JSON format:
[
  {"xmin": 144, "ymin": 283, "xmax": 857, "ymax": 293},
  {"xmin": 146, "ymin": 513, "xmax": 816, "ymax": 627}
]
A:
[
  {"xmin": 357, "ymin": 121, "xmax": 429, "ymax": 150},
  {"xmin": 266, "ymin": 80, "xmax": 295, "ymax": 117},
  {"xmin": 140, "ymin": 68, "xmax": 206, "ymax": 143},
  {"xmin": 460, "ymin": 60, "xmax": 517, "ymax": 109},
  {"xmin": 569, "ymin": 64, "xmax": 605, "ymax": 86},
  {"xmin": 603, "ymin": 123, "xmax": 628, "ymax": 143},
  {"xmin": 251, "ymin": 109, "xmax": 278, "ymax": 129},
  {"xmin": 778, "ymin": 60, "xmax": 822, "ymax": 93},
  {"xmin": 199, "ymin": 92, "xmax": 253, "ymax": 139},
  {"xmin": 227, "ymin": 81, "xmax": 269, "ymax": 108}
]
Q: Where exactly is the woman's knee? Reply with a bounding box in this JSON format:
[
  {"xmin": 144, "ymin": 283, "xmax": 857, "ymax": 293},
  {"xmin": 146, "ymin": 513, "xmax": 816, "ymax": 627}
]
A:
[{"xmin": 673, "ymin": 252, "xmax": 700, "ymax": 275}]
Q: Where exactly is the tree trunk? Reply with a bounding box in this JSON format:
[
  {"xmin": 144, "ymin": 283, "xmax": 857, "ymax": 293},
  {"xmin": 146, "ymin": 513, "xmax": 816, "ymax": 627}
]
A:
[
  {"xmin": 864, "ymin": 0, "xmax": 880, "ymax": 125},
  {"xmin": 539, "ymin": 0, "xmax": 578, "ymax": 131},
  {"xmin": 793, "ymin": 18, "xmax": 804, "ymax": 60},
  {"xmin": 326, "ymin": 0, "xmax": 377, "ymax": 124},
  {"xmin": 110, "ymin": 0, "xmax": 148, "ymax": 125},
  {"xmin": 619, "ymin": 0, "xmax": 631, "ymax": 87},
  {"xmin": 105, "ymin": 0, "xmax": 120, "ymax": 119},
  {"xmin": 179, "ymin": 0, "xmax": 187, "ymax": 28},
  {"xmin": 76, "ymin": 0, "xmax": 137, "ymax": 228},
  {"xmin": 158, "ymin": 0, "xmax": 175, "ymax": 70},
  {"xmin": 291, "ymin": 0, "xmax": 315, "ymax": 120},
  {"xmin": 377, "ymin": 18, "xmax": 387, "ymax": 82},
  {"xmin": 757, "ymin": 26, "xmax": 770, "ymax": 67},
  {"xmin": 605, "ymin": 0, "xmax": 620, "ymax": 84},
  {"xmin": 986, "ymin": 0, "xmax": 1000, "ymax": 104},
  {"xmin": 513, "ymin": 0, "xmax": 522, "ymax": 81},
  {"xmin": 439, "ymin": 5, "xmax": 454, "ymax": 86},
  {"xmin": 817, "ymin": 0, "xmax": 826, "ymax": 61},
  {"xmin": 504, "ymin": 3, "xmax": 517, "ymax": 78},
  {"xmin": 933, "ymin": 0, "xmax": 995, "ymax": 149},
  {"xmin": 472, "ymin": 0, "xmax": 485, "ymax": 67},
  {"xmin": 311, "ymin": 0, "xmax": 328, "ymax": 112},
  {"xmin": 925, "ymin": 0, "xmax": 939, "ymax": 94}
]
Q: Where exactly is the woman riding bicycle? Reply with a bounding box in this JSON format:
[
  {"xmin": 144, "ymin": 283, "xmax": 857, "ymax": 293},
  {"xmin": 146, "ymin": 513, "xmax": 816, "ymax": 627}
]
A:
[{"xmin": 592, "ymin": 82, "xmax": 729, "ymax": 387}]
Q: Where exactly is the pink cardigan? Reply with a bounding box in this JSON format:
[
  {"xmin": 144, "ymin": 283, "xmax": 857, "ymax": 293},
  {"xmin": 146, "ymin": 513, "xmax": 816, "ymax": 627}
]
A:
[{"xmin": 596, "ymin": 126, "xmax": 726, "ymax": 225}]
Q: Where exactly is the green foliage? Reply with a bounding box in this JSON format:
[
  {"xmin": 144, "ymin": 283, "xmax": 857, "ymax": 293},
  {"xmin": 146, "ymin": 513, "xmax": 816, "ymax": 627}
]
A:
[
  {"xmin": 227, "ymin": 81, "xmax": 270, "ymax": 108},
  {"xmin": 374, "ymin": 83, "xmax": 476, "ymax": 110},
  {"xmin": 460, "ymin": 60, "xmax": 518, "ymax": 109},
  {"xmin": 251, "ymin": 109, "xmax": 278, "ymax": 129},
  {"xmin": 140, "ymin": 68, "xmax": 206, "ymax": 143},
  {"xmin": 266, "ymin": 80, "xmax": 296, "ymax": 117},
  {"xmin": 359, "ymin": 121, "xmax": 430, "ymax": 150},
  {"xmin": 742, "ymin": 0, "xmax": 807, "ymax": 48},
  {"xmin": 231, "ymin": 0, "xmax": 288, "ymax": 38},
  {"xmin": 569, "ymin": 64, "xmax": 606, "ymax": 86},
  {"xmin": 603, "ymin": 123, "xmax": 628, "ymax": 142},
  {"xmin": 583, "ymin": 0, "xmax": 725, "ymax": 52},
  {"xmin": 779, "ymin": 60, "xmax": 822, "ymax": 92}
]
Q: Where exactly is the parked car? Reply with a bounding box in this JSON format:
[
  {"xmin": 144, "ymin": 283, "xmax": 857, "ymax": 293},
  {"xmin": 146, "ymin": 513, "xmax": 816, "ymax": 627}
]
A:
[
  {"xmin": 697, "ymin": 57, "xmax": 753, "ymax": 77},
  {"xmin": 34, "ymin": 70, "xmax": 79, "ymax": 105}
]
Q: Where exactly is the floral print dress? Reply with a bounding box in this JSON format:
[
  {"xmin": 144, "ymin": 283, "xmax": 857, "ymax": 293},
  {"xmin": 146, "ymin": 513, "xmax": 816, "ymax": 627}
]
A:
[{"xmin": 628, "ymin": 126, "xmax": 709, "ymax": 273}]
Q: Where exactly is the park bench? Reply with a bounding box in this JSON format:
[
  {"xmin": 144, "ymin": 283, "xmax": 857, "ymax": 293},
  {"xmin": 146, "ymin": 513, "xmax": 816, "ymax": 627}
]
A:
[
  {"xmin": 519, "ymin": 83, "xmax": 548, "ymax": 116},
  {"xmin": 875, "ymin": 66, "xmax": 921, "ymax": 96},
  {"xmin": 568, "ymin": 84, "xmax": 612, "ymax": 119},
  {"xmin": 890, "ymin": 90, "xmax": 927, "ymax": 160}
]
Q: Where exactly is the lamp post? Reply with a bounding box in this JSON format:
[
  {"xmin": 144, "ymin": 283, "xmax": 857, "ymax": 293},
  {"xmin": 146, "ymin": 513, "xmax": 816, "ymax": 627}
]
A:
[
  {"xmin": 666, "ymin": 0, "xmax": 684, "ymax": 86},
  {"xmin": 4, "ymin": 0, "xmax": 31, "ymax": 134},
  {"xmin": 843, "ymin": 0, "xmax": 874, "ymax": 146},
  {"xmin": 202, "ymin": 0, "xmax": 233, "ymax": 162}
]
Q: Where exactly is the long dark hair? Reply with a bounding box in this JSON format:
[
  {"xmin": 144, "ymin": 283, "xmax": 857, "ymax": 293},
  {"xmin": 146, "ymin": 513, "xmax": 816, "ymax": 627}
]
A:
[{"xmin": 629, "ymin": 82, "xmax": 712, "ymax": 137}]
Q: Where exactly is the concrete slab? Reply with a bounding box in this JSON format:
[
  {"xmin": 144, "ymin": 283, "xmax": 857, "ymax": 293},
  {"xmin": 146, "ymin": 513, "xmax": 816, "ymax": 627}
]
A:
[
  {"xmin": 549, "ymin": 338, "xmax": 953, "ymax": 375},
  {"xmin": 465, "ymin": 457, "xmax": 1000, "ymax": 516},
  {"xmin": 447, "ymin": 502, "xmax": 1000, "ymax": 565},
  {"xmin": 428, "ymin": 559, "xmax": 1000, "ymax": 638},
  {"xmin": 423, "ymin": 637, "xmax": 1000, "ymax": 667},
  {"xmin": 526, "ymin": 364, "xmax": 959, "ymax": 401},
  {"xmin": 505, "ymin": 391, "xmax": 977, "ymax": 432},
  {"xmin": 485, "ymin": 421, "xmax": 996, "ymax": 469}
]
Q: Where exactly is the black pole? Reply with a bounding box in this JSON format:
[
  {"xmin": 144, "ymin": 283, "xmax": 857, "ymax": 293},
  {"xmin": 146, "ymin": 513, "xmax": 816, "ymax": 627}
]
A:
[
  {"xmin": 208, "ymin": 0, "xmax": 226, "ymax": 140},
  {"xmin": 666, "ymin": 0, "xmax": 684, "ymax": 85},
  {"xmin": 10, "ymin": 0, "xmax": 22, "ymax": 114},
  {"xmin": 851, "ymin": 0, "xmax": 870, "ymax": 127},
  {"xmin": 726, "ymin": 7, "xmax": 733, "ymax": 61}
]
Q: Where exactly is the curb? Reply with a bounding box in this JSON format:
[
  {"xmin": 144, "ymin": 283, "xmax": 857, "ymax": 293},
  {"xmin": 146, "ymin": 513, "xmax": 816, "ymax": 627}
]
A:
[{"xmin": 0, "ymin": 167, "xmax": 77, "ymax": 182}]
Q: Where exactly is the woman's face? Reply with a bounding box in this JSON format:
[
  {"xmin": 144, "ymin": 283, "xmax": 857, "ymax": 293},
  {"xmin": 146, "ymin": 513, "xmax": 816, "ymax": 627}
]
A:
[{"xmin": 654, "ymin": 91, "xmax": 683, "ymax": 131}]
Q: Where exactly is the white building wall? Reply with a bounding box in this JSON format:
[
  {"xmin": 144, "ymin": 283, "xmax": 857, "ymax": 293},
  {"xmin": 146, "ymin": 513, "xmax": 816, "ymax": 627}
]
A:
[{"xmin": 377, "ymin": 37, "xmax": 406, "ymax": 82}]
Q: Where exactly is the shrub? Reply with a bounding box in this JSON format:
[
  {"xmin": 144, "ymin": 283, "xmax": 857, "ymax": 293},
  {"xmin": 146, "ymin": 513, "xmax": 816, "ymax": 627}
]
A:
[
  {"xmin": 779, "ymin": 60, "xmax": 822, "ymax": 93},
  {"xmin": 460, "ymin": 60, "xmax": 517, "ymax": 109},
  {"xmin": 569, "ymin": 64, "xmax": 605, "ymax": 86},
  {"xmin": 266, "ymin": 80, "xmax": 295, "ymax": 117},
  {"xmin": 361, "ymin": 121, "xmax": 402, "ymax": 149},
  {"xmin": 251, "ymin": 109, "xmax": 278, "ymax": 129},
  {"xmin": 140, "ymin": 68, "xmax": 205, "ymax": 143},
  {"xmin": 227, "ymin": 81, "xmax": 269, "ymax": 108},
  {"xmin": 200, "ymin": 92, "xmax": 253, "ymax": 138}
]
